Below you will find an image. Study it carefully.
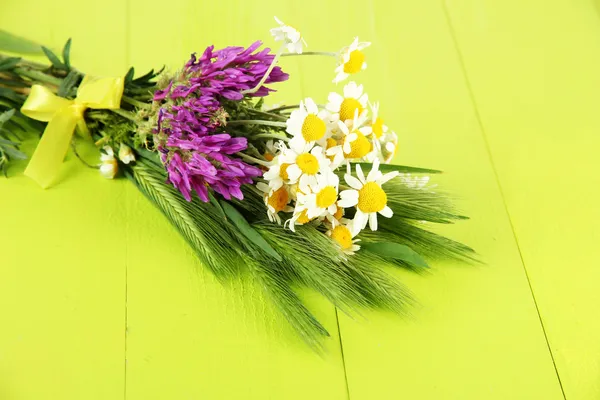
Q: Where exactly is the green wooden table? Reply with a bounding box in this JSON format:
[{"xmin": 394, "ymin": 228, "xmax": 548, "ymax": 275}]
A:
[{"xmin": 1, "ymin": 0, "xmax": 598, "ymax": 398}]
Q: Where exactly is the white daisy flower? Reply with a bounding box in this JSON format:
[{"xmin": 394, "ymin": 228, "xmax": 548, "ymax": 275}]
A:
[
  {"xmin": 326, "ymin": 219, "xmax": 361, "ymax": 255},
  {"xmin": 118, "ymin": 143, "xmax": 135, "ymax": 164},
  {"xmin": 284, "ymin": 203, "xmax": 315, "ymax": 232},
  {"xmin": 270, "ymin": 16, "xmax": 306, "ymax": 54},
  {"xmin": 257, "ymin": 182, "xmax": 293, "ymax": 224},
  {"xmin": 302, "ymin": 170, "xmax": 340, "ymax": 220},
  {"xmin": 280, "ymin": 140, "xmax": 331, "ymax": 192},
  {"xmin": 286, "ymin": 97, "xmax": 332, "ymax": 148},
  {"xmin": 100, "ymin": 146, "xmax": 118, "ymax": 179},
  {"xmin": 326, "ymin": 81, "xmax": 369, "ymax": 123},
  {"xmin": 368, "ymin": 102, "xmax": 388, "ymax": 141},
  {"xmin": 338, "ymin": 159, "xmax": 398, "ymax": 231},
  {"xmin": 263, "ymin": 139, "xmax": 281, "ymax": 162},
  {"xmin": 263, "ymin": 155, "xmax": 293, "ymax": 191},
  {"xmin": 327, "ymin": 111, "xmax": 373, "ymax": 164},
  {"xmin": 333, "ymin": 37, "xmax": 371, "ymax": 84},
  {"xmin": 381, "ymin": 130, "xmax": 398, "ymax": 163}
]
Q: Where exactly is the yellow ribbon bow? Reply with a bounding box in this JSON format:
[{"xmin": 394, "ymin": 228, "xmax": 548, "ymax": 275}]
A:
[{"xmin": 21, "ymin": 75, "xmax": 124, "ymax": 188}]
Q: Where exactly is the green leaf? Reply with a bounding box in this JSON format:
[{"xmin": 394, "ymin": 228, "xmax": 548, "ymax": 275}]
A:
[
  {"xmin": 219, "ymin": 200, "xmax": 282, "ymax": 261},
  {"xmin": 0, "ymin": 30, "xmax": 43, "ymax": 54},
  {"xmin": 0, "ymin": 109, "xmax": 15, "ymax": 126},
  {"xmin": 1, "ymin": 145, "xmax": 27, "ymax": 160},
  {"xmin": 0, "ymin": 57, "xmax": 21, "ymax": 71},
  {"xmin": 362, "ymin": 242, "xmax": 429, "ymax": 269},
  {"xmin": 0, "ymin": 88, "xmax": 23, "ymax": 103},
  {"xmin": 124, "ymin": 67, "xmax": 135, "ymax": 84},
  {"xmin": 0, "ymin": 137, "xmax": 19, "ymax": 146},
  {"xmin": 133, "ymin": 68, "xmax": 155, "ymax": 83},
  {"xmin": 353, "ymin": 162, "xmax": 442, "ymax": 175},
  {"xmin": 208, "ymin": 192, "xmax": 227, "ymax": 221},
  {"xmin": 62, "ymin": 38, "xmax": 72, "ymax": 70},
  {"xmin": 42, "ymin": 46, "xmax": 65, "ymax": 69}
]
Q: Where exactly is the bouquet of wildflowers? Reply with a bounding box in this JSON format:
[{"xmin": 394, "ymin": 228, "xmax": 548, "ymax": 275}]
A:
[{"xmin": 0, "ymin": 18, "xmax": 474, "ymax": 348}]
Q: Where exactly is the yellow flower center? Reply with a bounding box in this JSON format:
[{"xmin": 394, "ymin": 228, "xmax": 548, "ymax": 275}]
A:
[
  {"xmin": 296, "ymin": 209, "xmax": 311, "ymax": 224},
  {"xmin": 346, "ymin": 132, "xmax": 372, "ymax": 159},
  {"xmin": 330, "ymin": 225, "xmax": 353, "ymax": 250},
  {"xmin": 263, "ymin": 152, "xmax": 275, "ymax": 162},
  {"xmin": 333, "ymin": 206, "xmax": 344, "ymax": 220},
  {"xmin": 343, "ymin": 50, "xmax": 366, "ymax": 74},
  {"xmin": 357, "ymin": 182, "xmax": 387, "ymax": 213},
  {"xmin": 279, "ymin": 163, "xmax": 291, "ymax": 180},
  {"xmin": 316, "ymin": 186, "xmax": 337, "ymax": 208},
  {"xmin": 339, "ymin": 98, "xmax": 363, "ymax": 122},
  {"xmin": 267, "ymin": 187, "xmax": 289, "ymax": 212},
  {"xmin": 372, "ymin": 117, "xmax": 385, "ymax": 139},
  {"xmin": 301, "ymin": 114, "xmax": 327, "ymax": 142},
  {"xmin": 296, "ymin": 153, "xmax": 319, "ymax": 175}
]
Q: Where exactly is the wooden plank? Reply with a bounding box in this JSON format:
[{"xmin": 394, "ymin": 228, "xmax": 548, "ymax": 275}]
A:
[
  {"xmin": 124, "ymin": 2, "xmax": 348, "ymax": 399},
  {"xmin": 0, "ymin": 2, "xmax": 127, "ymax": 399},
  {"xmin": 289, "ymin": 1, "xmax": 565, "ymax": 398},
  {"xmin": 444, "ymin": 1, "xmax": 600, "ymax": 398}
]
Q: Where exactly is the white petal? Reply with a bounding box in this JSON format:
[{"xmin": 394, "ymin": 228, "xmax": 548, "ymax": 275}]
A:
[
  {"xmin": 307, "ymin": 207, "xmax": 322, "ymax": 219},
  {"xmin": 344, "ymin": 174, "xmax": 363, "ymax": 190},
  {"xmin": 327, "ymin": 93, "xmax": 344, "ymax": 112},
  {"xmin": 304, "ymin": 97, "xmax": 319, "ymax": 114},
  {"xmin": 263, "ymin": 166, "xmax": 279, "ymax": 180},
  {"xmin": 338, "ymin": 198, "xmax": 357, "ymax": 208},
  {"xmin": 286, "ymin": 164, "xmax": 302, "ymax": 182},
  {"xmin": 354, "ymin": 210, "xmax": 368, "ymax": 229},
  {"xmin": 339, "ymin": 189, "xmax": 358, "ymax": 199},
  {"xmin": 356, "ymin": 164, "xmax": 366, "ymax": 183},
  {"xmin": 343, "ymin": 82, "xmax": 359, "ymax": 98},
  {"xmin": 367, "ymin": 158, "xmax": 380, "ymax": 181},
  {"xmin": 337, "ymin": 120, "xmax": 349, "ymax": 135},
  {"xmin": 379, "ymin": 205, "xmax": 393, "ymax": 218},
  {"xmin": 369, "ymin": 212, "xmax": 378, "ymax": 231},
  {"xmin": 379, "ymin": 171, "xmax": 399, "ymax": 184}
]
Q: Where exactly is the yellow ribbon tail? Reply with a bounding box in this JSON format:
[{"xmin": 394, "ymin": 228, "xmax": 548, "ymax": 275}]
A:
[{"xmin": 24, "ymin": 105, "xmax": 82, "ymax": 189}]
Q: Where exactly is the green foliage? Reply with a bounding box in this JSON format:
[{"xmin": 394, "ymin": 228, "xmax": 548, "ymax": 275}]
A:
[
  {"xmin": 0, "ymin": 57, "xmax": 21, "ymax": 71},
  {"xmin": 42, "ymin": 46, "xmax": 65, "ymax": 70},
  {"xmin": 124, "ymin": 67, "xmax": 163, "ymax": 98},
  {"xmin": 62, "ymin": 38, "xmax": 72, "ymax": 70},
  {"xmin": 362, "ymin": 242, "xmax": 429, "ymax": 269},
  {"xmin": 124, "ymin": 160, "xmax": 244, "ymax": 278},
  {"xmin": 0, "ymin": 109, "xmax": 27, "ymax": 176},
  {"xmin": 0, "ymin": 30, "xmax": 43, "ymax": 55},
  {"xmin": 220, "ymin": 200, "xmax": 282, "ymax": 261}
]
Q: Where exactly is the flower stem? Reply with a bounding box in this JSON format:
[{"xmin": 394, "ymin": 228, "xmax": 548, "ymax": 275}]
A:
[
  {"xmin": 247, "ymin": 108, "xmax": 287, "ymax": 121},
  {"xmin": 241, "ymin": 43, "xmax": 286, "ymax": 95},
  {"xmin": 122, "ymin": 95, "xmax": 151, "ymax": 110},
  {"xmin": 110, "ymin": 108, "xmax": 137, "ymax": 122},
  {"xmin": 236, "ymin": 152, "xmax": 271, "ymax": 167},
  {"xmin": 266, "ymin": 104, "xmax": 299, "ymax": 112},
  {"xmin": 13, "ymin": 67, "xmax": 61, "ymax": 86},
  {"xmin": 267, "ymin": 103, "xmax": 327, "ymax": 113},
  {"xmin": 252, "ymin": 133, "xmax": 289, "ymax": 142},
  {"xmin": 227, "ymin": 119, "xmax": 286, "ymax": 128},
  {"xmin": 281, "ymin": 51, "xmax": 337, "ymax": 58}
]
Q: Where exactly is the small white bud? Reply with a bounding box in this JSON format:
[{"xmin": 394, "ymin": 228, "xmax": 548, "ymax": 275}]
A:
[{"xmin": 118, "ymin": 143, "xmax": 135, "ymax": 164}]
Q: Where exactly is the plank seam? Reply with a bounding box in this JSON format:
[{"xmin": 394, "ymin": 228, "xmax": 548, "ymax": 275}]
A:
[
  {"xmin": 439, "ymin": 2, "xmax": 567, "ymax": 399},
  {"xmin": 124, "ymin": 1, "xmax": 131, "ymax": 399}
]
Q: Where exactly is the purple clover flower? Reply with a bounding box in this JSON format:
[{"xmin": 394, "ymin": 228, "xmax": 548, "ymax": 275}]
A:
[{"xmin": 152, "ymin": 41, "xmax": 288, "ymax": 202}]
